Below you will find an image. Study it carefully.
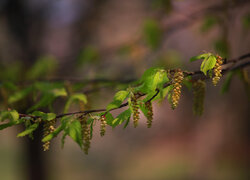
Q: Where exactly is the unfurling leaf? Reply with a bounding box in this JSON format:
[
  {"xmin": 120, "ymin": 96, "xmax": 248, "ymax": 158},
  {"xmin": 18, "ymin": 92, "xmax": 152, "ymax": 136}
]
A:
[
  {"xmin": 106, "ymin": 90, "xmax": 129, "ymax": 111},
  {"xmin": 64, "ymin": 93, "xmax": 87, "ymax": 113},
  {"xmin": 17, "ymin": 123, "xmax": 39, "ymax": 137}
]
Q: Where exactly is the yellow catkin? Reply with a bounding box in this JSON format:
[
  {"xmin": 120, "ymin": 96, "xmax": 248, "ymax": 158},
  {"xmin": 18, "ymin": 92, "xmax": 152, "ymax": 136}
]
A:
[
  {"xmin": 131, "ymin": 95, "xmax": 140, "ymax": 128},
  {"xmin": 100, "ymin": 115, "xmax": 107, "ymax": 136},
  {"xmin": 43, "ymin": 119, "xmax": 56, "ymax": 151},
  {"xmin": 145, "ymin": 101, "xmax": 153, "ymax": 128},
  {"xmin": 80, "ymin": 115, "xmax": 91, "ymax": 154},
  {"xmin": 212, "ymin": 55, "xmax": 223, "ymax": 86},
  {"xmin": 193, "ymin": 80, "xmax": 206, "ymax": 116},
  {"xmin": 171, "ymin": 69, "xmax": 184, "ymax": 109}
]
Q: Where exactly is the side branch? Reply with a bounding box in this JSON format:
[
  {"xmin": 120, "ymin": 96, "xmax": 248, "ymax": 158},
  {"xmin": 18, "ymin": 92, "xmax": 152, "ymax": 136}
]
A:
[{"xmin": 12, "ymin": 53, "xmax": 250, "ymax": 120}]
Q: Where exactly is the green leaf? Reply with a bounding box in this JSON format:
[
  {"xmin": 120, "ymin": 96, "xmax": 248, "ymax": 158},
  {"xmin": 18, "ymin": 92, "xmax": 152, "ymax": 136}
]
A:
[
  {"xmin": 17, "ymin": 123, "xmax": 39, "ymax": 137},
  {"xmin": 61, "ymin": 132, "xmax": 67, "ymax": 149},
  {"xmin": 98, "ymin": 112, "xmax": 114, "ymax": 126},
  {"xmin": 148, "ymin": 85, "xmax": 173, "ymax": 102},
  {"xmin": 66, "ymin": 120, "xmax": 83, "ymax": 148},
  {"xmin": 50, "ymin": 88, "xmax": 67, "ymax": 97},
  {"xmin": 31, "ymin": 111, "xmax": 56, "ymax": 121},
  {"xmin": 0, "ymin": 118, "xmax": 23, "ymax": 130},
  {"xmin": 112, "ymin": 109, "xmax": 131, "ymax": 127},
  {"xmin": 0, "ymin": 122, "xmax": 14, "ymax": 130},
  {"xmin": 0, "ymin": 110, "xmax": 19, "ymax": 123},
  {"xmin": 123, "ymin": 117, "xmax": 130, "ymax": 129},
  {"xmin": 0, "ymin": 111, "xmax": 10, "ymax": 122},
  {"xmin": 143, "ymin": 19, "xmax": 162, "ymax": 49},
  {"xmin": 200, "ymin": 55, "xmax": 217, "ymax": 75},
  {"xmin": 106, "ymin": 90, "xmax": 129, "ymax": 111},
  {"xmin": 64, "ymin": 93, "xmax": 88, "ymax": 113},
  {"xmin": 28, "ymin": 82, "xmax": 67, "ymax": 112},
  {"xmin": 190, "ymin": 53, "xmax": 210, "ymax": 62},
  {"xmin": 137, "ymin": 68, "xmax": 169, "ymax": 94},
  {"xmin": 42, "ymin": 124, "xmax": 65, "ymax": 142},
  {"xmin": 139, "ymin": 101, "xmax": 148, "ymax": 118},
  {"xmin": 9, "ymin": 110, "xmax": 19, "ymax": 122},
  {"xmin": 8, "ymin": 86, "xmax": 33, "ymax": 104}
]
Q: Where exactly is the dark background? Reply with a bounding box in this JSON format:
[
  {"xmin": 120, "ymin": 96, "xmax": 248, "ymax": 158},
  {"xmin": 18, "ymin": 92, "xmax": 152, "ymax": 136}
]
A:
[{"xmin": 0, "ymin": 0, "xmax": 249, "ymax": 180}]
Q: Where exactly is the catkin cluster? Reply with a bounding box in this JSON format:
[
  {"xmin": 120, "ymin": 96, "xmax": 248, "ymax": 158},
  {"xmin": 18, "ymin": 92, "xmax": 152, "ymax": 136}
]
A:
[
  {"xmin": 193, "ymin": 80, "xmax": 206, "ymax": 116},
  {"xmin": 100, "ymin": 115, "xmax": 107, "ymax": 136},
  {"xmin": 145, "ymin": 101, "xmax": 153, "ymax": 128},
  {"xmin": 212, "ymin": 56, "xmax": 223, "ymax": 86},
  {"xmin": 171, "ymin": 69, "xmax": 184, "ymax": 109},
  {"xmin": 131, "ymin": 95, "xmax": 140, "ymax": 128},
  {"xmin": 43, "ymin": 119, "xmax": 56, "ymax": 151},
  {"xmin": 80, "ymin": 115, "xmax": 91, "ymax": 154}
]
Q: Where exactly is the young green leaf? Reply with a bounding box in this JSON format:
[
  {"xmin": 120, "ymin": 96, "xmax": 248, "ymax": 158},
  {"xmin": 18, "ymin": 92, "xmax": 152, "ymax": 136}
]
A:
[
  {"xmin": 66, "ymin": 120, "xmax": 83, "ymax": 148},
  {"xmin": 61, "ymin": 132, "xmax": 67, "ymax": 149},
  {"xmin": 106, "ymin": 90, "xmax": 129, "ymax": 111},
  {"xmin": 17, "ymin": 123, "xmax": 39, "ymax": 137},
  {"xmin": 31, "ymin": 111, "xmax": 56, "ymax": 121},
  {"xmin": 98, "ymin": 112, "xmax": 114, "ymax": 126},
  {"xmin": 0, "ymin": 118, "xmax": 23, "ymax": 130},
  {"xmin": 112, "ymin": 109, "xmax": 132, "ymax": 127},
  {"xmin": 200, "ymin": 55, "xmax": 217, "ymax": 75},
  {"xmin": 64, "ymin": 93, "xmax": 87, "ymax": 113},
  {"xmin": 190, "ymin": 53, "xmax": 210, "ymax": 62},
  {"xmin": 42, "ymin": 124, "xmax": 65, "ymax": 142},
  {"xmin": 137, "ymin": 68, "xmax": 169, "ymax": 94},
  {"xmin": 0, "ymin": 110, "xmax": 19, "ymax": 123}
]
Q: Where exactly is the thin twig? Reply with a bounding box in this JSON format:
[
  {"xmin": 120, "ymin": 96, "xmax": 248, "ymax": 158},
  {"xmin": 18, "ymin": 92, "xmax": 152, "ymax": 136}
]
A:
[{"xmin": 12, "ymin": 53, "xmax": 250, "ymax": 119}]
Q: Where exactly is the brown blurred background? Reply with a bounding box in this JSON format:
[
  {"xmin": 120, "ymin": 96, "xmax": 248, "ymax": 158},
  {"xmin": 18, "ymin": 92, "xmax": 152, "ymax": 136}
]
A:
[{"xmin": 0, "ymin": 0, "xmax": 249, "ymax": 180}]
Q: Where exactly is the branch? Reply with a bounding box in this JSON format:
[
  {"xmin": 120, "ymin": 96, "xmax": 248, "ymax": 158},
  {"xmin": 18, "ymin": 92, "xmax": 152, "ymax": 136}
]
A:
[{"xmin": 16, "ymin": 53, "xmax": 250, "ymax": 120}]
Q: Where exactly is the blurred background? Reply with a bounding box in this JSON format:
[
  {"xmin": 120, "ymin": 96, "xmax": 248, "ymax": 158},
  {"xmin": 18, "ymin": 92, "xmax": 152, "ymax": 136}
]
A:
[{"xmin": 0, "ymin": 0, "xmax": 249, "ymax": 180}]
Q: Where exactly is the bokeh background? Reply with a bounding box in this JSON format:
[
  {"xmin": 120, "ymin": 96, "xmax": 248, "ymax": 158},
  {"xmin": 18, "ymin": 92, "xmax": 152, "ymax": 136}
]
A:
[{"xmin": 0, "ymin": 0, "xmax": 249, "ymax": 180}]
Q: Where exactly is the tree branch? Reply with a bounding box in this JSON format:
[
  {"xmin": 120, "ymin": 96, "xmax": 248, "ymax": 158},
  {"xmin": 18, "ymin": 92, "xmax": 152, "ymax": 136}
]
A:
[{"xmin": 15, "ymin": 53, "xmax": 250, "ymax": 120}]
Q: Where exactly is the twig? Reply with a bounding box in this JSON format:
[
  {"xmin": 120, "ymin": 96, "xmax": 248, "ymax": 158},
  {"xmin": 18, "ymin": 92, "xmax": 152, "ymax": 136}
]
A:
[{"xmin": 16, "ymin": 53, "xmax": 250, "ymax": 120}]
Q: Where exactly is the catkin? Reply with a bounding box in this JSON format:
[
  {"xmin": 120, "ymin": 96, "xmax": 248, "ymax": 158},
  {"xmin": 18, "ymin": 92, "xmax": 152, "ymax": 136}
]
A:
[
  {"xmin": 131, "ymin": 95, "xmax": 140, "ymax": 128},
  {"xmin": 212, "ymin": 55, "xmax": 223, "ymax": 86},
  {"xmin": 100, "ymin": 115, "xmax": 107, "ymax": 136},
  {"xmin": 145, "ymin": 101, "xmax": 153, "ymax": 128},
  {"xmin": 193, "ymin": 80, "xmax": 206, "ymax": 116},
  {"xmin": 171, "ymin": 69, "xmax": 184, "ymax": 109},
  {"xmin": 43, "ymin": 118, "xmax": 56, "ymax": 151},
  {"xmin": 80, "ymin": 115, "xmax": 91, "ymax": 154}
]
